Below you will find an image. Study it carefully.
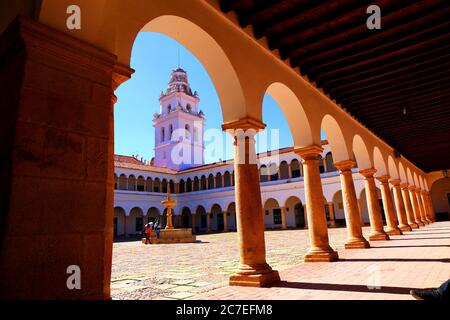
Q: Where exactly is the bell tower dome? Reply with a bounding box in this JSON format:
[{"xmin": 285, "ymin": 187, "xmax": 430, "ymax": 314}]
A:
[{"xmin": 153, "ymin": 68, "xmax": 205, "ymax": 170}]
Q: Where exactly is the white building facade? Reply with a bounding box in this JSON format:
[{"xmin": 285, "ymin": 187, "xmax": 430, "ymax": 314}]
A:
[{"xmin": 114, "ymin": 69, "xmax": 388, "ymax": 237}]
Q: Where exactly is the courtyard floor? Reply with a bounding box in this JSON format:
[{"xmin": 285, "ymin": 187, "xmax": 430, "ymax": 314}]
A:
[{"xmin": 111, "ymin": 221, "xmax": 450, "ymax": 300}]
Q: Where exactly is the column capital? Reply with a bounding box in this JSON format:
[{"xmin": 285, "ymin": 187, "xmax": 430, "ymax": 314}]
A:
[
  {"xmin": 376, "ymin": 175, "xmax": 391, "ymax": 183},
  {"xmin": 293, "ymin": 145, "xmax": 323, "ymax": 160},
  {"xmin": 222, "ymin": 117, "xmax": 266, "ymax": 133},
  {"xmin": 408, "ymin": 185, "xmax": 416, "ymax": 191},
  {"xmin": 415, "ymin": 187, "xmax": 422, "ymax": 193},
  {"xmin": 400, "ymin": 182, "xmax": 409, "ymax": 190},
  {"xmin": 359, "ymin": 168, "xmax": 377, "ymax": 178},
  {"xmin": 334, "ymin": 160, "xmax": 355, "ymax": 172},
  {"xmin": 390, "ymin": 179, "xmax": 401, "ymax": 186},
  {"xmin": 421, "ymin": 190, "xmax": 427, "ymax": 195}
]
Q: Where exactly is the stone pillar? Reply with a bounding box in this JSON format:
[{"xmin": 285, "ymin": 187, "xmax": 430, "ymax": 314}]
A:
[
  {"xmin": 357, "ymin": 199, "xmax": 364, "ymax": 225},
  {"xmin": 280, "ymin": 207, "xmax": 287, "ymax": 229},
  {"xmin": 328, "ymin": 203, "xmax": 336, "ymax": 228},
  {"xmin": 376, "ymin": 175, "xmax": 402, "ymax": 235},
  {"xmin": 222, "ymin": 174, "xmax": 225, "ymax": 188},
  {"xmin": 390, "ymin": 179, "xmax": 412, "ymax": 232},
  {"xmin": 426, "ymin": 192, "xmax": 436, "ymax": 222},
  {"xmin": 421, "ymin": 191, "xmax": 432, "ymax": 223},
  {"xmin": 409, "ymin": 186, "xmax": 425, "ymax": 227},
  {"xmin": 416, "ymin": 189, "xmax": 428, "ymax": 225},
  {"xmin": 207, "ymin": 213, "xmax": 212, "ymax": 232},
  {"xmin": 124, "ymin": 215, "xmax": 129, "ymax": 238},
  {"xmin": 359, "ymin": 169, "xmax": 389, "ymax": 241},
  {"xmin": 174, "ymin": 183, "xmax": 180, "ymax": 194},
  {"xmin": 334, "ymin": 160, "xmax": 370, "ymax": 248},
  {"xmin": 191, "ymin": 214, "xmax": 196, "ymax": 233},
  {"xmin": 222, "ymin": 118, "xmax": 279, "ymax": 286},
  {"xmin": 303, "ymin": 204, "xmax": 308, "ymax": 228},
  {"xmin": 294, "ymin": 146, "xmax": 338, "ymax": 261},
  {"xmin": 401, "ymin": 184, "xmax": 419, "ymax": 228},
  {"xmin": 0, "ymin": 16, "xmax": 136, "ymax": 299},
  {"xmin": 223, "ymin": 211, "xmax": 229, "ymax": 232}
]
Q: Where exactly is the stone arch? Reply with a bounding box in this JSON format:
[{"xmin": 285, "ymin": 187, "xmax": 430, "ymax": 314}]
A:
[
  {"xmin": 136, "ymin": 176, "xmax": 145, "ymax": 191},
  {"xmin": 210, "ymin": 204, "xmax": 223, "ymax": 231},
  {"xmin": 407, "ymin": 167, "xmax": 414, "ymax": 186},
  {"xmin": 161, "ymin": 179, "xmax": 168, "ymax": 193},
  {"xmin": 186, "ymin": 178, "xmax": 192, "ymax": 192},
  {"xmin": 260, "ymin": 165, "xmax": 269, "ymax": 183},
  {"xmin": 208, "ymin": 174, "xmax": 215, "ymax": 189},
  {"xmin": 373, "ymin": 146, "xmax": 388, "ymax": 176},
  {"xmin": 127, "ymin": 175, "xmax": 136, "ymax": 191},
  {"xmin": 215, "ymin": 172, "xmax": 223, "ymax": 188},
  {"xmin": 387, "ymin": 156, "xmax": 399, "ymax": 180},
  {"xmin": 413, "ymin": 172, "xmax": 419, "ymax": 188},
  {"xmin": 352, "ymin": 134, "xmax": 372, "ymax": 170},
  {"xmin": 153, "ymin": 177, "xmax": 161, "ymax": 192},
  {"xmin": 138, "ymin": 15, "xmax": 247, "ymax": 122},
  {"xmin": 399, "ymin": 162, "xmax": 407, "ymax": 183},
  {"xmin": 179, "ymin": 179, "xmax": 185, "ymax": 193},
  {"xmin": 279, "ymin": 161, "xmax": 289, "ymax": 180},
  {"xmin": 146, "ymin": 177, "xmax": 153, "ymax": 192},
  {"xmin": 265, "ymin": 82, "xmax": 314, "ymax": 147},
  {"xmin": 113, "ymin": 207, "xmax": 126, "ymax": 237},
  {"xmin": 321, "ymin": 114, "xmax": 351, "ymax": 162},
  {"xmin": 118, "ymin": 174, "xmax": 127, "ymax": 190},
  {"xmin": 226, "ymin": 202, "xmax": 237, "ymax": 230},
  {"xmin": 325, "ymin": 152, "xmax": 336, "ymax": 172},
  {"xmin": 263, "ymin": 198, "xmax": 281, "ymax": 228},
  {"xmin": 181, "ymin": 207, "xmax": 192, "ymax": 228},
  {"xmin": 147, "ymin": 207, "xmax": 160, "ymax": 223},
  {"xmin": 128, "ymin": 207, "xmax": 144, "ymax": 235},
  {"xmin": 200, "ymin": 175, "xmax": 207, "ymax": 190},
  {"xmin": 290, "ymin": 159, "xmax": 301, "ymax": 178},
  {"xmin": 193, "ymin": 176, "xmax": 200, "ymax": 191},
  {"xmin": 284, "ymin": 195, "xmax": 304, "ymax": 228},
  {"xmin": 223, "ymin": 171, "xmax": 231, "ymax": 187}
]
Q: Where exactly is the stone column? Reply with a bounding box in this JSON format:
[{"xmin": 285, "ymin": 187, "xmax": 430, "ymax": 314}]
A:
[
  {"xmin": 421, "ymin": 191, "xmax": 432, "ymax": 223},
  {"xmin": 401, "ymin": 184, "xmax": 419, "ymax": 228},
  {"xmin": 294, "ymin": 146, "xmax": 338, "ymax": 261},
  {"xmin": 124, "ymin": 215, "xmax": 129, "ymax": 238},
  {"xmin": 328, "ymin": 203, "xmax": 336, "ymax": 228},
  {"xmin": 221, "ymin": 174, "xmax": 225, "ymax": 188},
  {"xmin": 191, "ymin": 214, "xmax": 196, "ymax": 233},
  {"xmin": 409, "ymin": 186, "xmax": 425, "ymax": 227},
  {"xmin": 359, "ymin": 169, "xmax": 389, "ymax": 241},
  {"xmin": 334, "ymin": 160, "xmax": 370, "ymax": 248},
  {"xmin": 357, "ymin": 199, "xmax": 364, "ymax": 225},
  {"xmin": 222, "ymin": 118, "xmax": 280, "ymax": 286},
  {"xmin": 223, "ymin": 211, "xmax": 229, "ymax": 232},
  {"xmin": 416, "ymin": 189, "xmax": 428, "ymax": 225},
  {"xmin": 207, "ymin": 213, "xmax": 211, "ymax": 232},
  {"xmin": 390, "ymin": 179, "xmax": 412, "ymax": 232},
  {"xmin": 280, "ymin": 207, "xmax": 287, "ymax": 229},
  {"xmin": 303, "ymin": 204, "xmax": 308, "ymax": 228},
  {"xmin": 376, "ymin": 175, "xmax": 402, "ymax": 235},
  {"xmin": 426, "ymin": 192, "xmax": 436, "ymax": 222}
]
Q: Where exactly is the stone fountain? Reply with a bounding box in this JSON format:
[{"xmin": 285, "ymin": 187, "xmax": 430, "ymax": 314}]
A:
[{"xmin": 143, "ymin": 184, "xmax": 196, "ymax": 244}]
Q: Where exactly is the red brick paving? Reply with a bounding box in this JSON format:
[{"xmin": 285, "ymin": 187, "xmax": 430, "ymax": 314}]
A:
[{"xmin": 192, "ymin": 221, "xmax": 450, "ymax": 300}]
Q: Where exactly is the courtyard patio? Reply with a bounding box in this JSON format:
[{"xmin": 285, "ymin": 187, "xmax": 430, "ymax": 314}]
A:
[{"xmin": 111, "ymin": 221, "xmax": 450, "ymax": 300}]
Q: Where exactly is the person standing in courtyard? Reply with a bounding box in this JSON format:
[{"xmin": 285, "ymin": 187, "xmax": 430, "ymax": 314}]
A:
[
  {"xmin": 144, "ymin": 223, "xmax": 152, "ymax": 245},
  {"xmin": 154, "ymin": 219, "xmax": 161, "ymax": 240}
]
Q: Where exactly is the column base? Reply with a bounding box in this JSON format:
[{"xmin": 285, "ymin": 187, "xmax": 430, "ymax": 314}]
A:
[
  {"xmin": 345, "ymin": 238, "xmax": 370, "ymax": 249},
  {"xmin": 229, "ymin": 270, "xmax": 280, "ymax": 287},
  {"xmin": 409, "ymin": 223, "xmax": 419, "ymax": 229},
  {"xmin": 386, "ymin": 227, "xmax": 403, "ymax": 235},
  {"xmin": 369, "ymin": 232, "xmax": 390, "ymax": 241},
  {"xmin": 416, "ymin": 221, "xmax": 425, "ymax": 227},
  {"xmin": 422, "ymin": 220, "xmax": 429, "ymax": 225},
  {"xmin": 304, "ymin": 248, "xmax": 339, "ymax": 262},
  {"xmin": 399, "ymin": 224, "xmax": 412, "ymax": 232}
]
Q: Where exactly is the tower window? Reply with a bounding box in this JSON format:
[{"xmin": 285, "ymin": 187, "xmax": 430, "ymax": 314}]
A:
[
  {"xmin": 167, "ymin": 104, "xmax": 172, "ymax": 113},
  {"xmin": 194, "ymin": 127, "xmax": 198, "ymax": 142},
  {"xmin": 186, "ymin": 104, "xmax": 191, "ymax": 112},
  {"xmin": 161, "ymin": 127, "xmax": 165, "ymax": 142},
  {"xmin": 185, "ymin": 124, "xmax": 190, "ymax": 139},
  {"xmin": 169, "ymin": 124, "xmax": 173, "ymax": 140}
]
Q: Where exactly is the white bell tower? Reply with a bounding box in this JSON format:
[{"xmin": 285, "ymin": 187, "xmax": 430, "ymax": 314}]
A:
[{"xmin": 153, "ymin": 68, "xmax": 205, "ymax": 171}]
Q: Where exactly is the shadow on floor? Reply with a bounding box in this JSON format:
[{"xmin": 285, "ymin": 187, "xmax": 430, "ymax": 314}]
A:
[
  {"xmin": 371, "ymin": 245, "xmax": 450, "ymax": 249},
  {"xmin": 339, "ymin": 258, "xmax": 450, "ymax": 263},
  {"xmin": 386, "ymin": 237, "xmax": 450, "ymax": 241},
  {"xmin": 403, "ymin": 232, "xmax": 450, "ymax": 236},
  {"xmin": 270, "ymin": 281, "xmax": 412, "ymax": 295}
]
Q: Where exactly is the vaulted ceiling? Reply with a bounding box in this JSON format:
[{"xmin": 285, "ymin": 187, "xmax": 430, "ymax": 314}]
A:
[{"xmin": 219, "ymin": 0, "xmax": 450, "ymax": 172}]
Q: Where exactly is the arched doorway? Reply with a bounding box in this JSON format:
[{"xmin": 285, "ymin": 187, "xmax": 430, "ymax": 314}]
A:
[
  {"xmin": 430, "ymin": 178, "xmax": 450, "ymax": 221},
  {"xmin": 114, "ymin": 207, "xmax": 126, "ymax": 237},
  {"xmin": 211, "ymin": 204, "xmax": 223, "ymax": 231},
  {"xmin": 182, "ymin": 207, "xmax": 192, "ymax": 228}
]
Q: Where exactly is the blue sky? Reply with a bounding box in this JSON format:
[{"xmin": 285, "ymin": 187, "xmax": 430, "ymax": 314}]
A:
[{"xmin": 115, "ymin": 32, "xmax": 321, "ymax": 163}]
